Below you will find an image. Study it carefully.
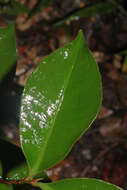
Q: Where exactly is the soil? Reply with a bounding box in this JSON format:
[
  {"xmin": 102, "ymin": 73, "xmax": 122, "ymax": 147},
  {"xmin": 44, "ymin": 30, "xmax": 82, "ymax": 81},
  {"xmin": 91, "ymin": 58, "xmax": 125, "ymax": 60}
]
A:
[{"xmin": 1, "ymin": 0, "xmax": 127, "ymax": 189}]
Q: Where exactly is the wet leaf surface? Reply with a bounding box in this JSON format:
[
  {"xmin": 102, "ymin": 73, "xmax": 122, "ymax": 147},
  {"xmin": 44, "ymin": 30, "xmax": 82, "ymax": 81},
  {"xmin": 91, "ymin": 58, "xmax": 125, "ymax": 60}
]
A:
[
  {"xmin": 1, "ymin": 1, "xmax": 127, "ymax": 189},
  {"xmin": 20, "ymin": 30, "xmax": 102, "ymax": 177}
]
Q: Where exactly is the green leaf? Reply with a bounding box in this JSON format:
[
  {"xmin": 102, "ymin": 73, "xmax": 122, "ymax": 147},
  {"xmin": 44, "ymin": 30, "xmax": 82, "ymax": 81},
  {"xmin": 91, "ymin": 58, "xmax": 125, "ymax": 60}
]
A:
[
  {"xmin": 0, "ymin": 23, "xmax": 17, "ymax": 82},
  {"xmin": 0, "ymin": 162, "xmax": 13, "ymax": 190},
  {"xmin": 36, "ymin": 178, "xmax": 123, "ymax": 190},
  {"xmin": 54, "ymin": 2, "xmax": 117, "ymax": 27},
  {"xmin": 1, "ymin": 1, "xmax": 30, "ymax": 16},
  {"xmin": 20, "ymin": 30, "xmax": 102, "ymax": 178},
  {"xmin": 0, "ymin": 0, "xmax": 9, "ymax": 3},
  {"xmin": 0, "ymin": 139, "xmax": 26, "ymax": 177},
  {"xmin": 0, "ymin": 184, "xmax": 13, "ymax": 190},
  {"xmin": 7, "ymin": 162, "xmax": 50, "ymax": 182},
  {"xmin": 7, "ymin": 163, "xmax": 28, "ymax": 180}
]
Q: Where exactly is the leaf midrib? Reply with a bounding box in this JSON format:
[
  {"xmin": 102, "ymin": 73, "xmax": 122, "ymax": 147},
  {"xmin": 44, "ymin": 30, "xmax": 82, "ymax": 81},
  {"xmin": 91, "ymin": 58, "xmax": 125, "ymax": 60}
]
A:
[{"xmin": 29, "ymin": 33, "xmax": 83, "ymax": 177}]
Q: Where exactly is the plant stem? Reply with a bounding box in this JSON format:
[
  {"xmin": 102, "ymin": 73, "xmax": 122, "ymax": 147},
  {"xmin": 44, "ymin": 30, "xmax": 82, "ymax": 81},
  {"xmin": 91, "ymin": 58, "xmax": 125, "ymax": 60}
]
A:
[
  {"xmin": 0, "ymin": 179, "xmax": 25, "ymax": 185},
  {"xmin": 0, "ymin": 178, "xmax": 41, "ymax": 185}
]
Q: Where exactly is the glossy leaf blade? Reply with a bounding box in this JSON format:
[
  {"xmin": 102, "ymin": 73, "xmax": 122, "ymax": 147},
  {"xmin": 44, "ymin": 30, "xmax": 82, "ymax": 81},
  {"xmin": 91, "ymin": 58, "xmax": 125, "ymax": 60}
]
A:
[
  {"xmin": 36, "ymin": 178, "xmax": 123, "ymax": 190},
  {"xmin": 0, "ymin": 23, "xmax": 17, "ymax": 81},
  {"xmin": 20, "ymin": 30, "xmax": 102, "ymax": 177}
]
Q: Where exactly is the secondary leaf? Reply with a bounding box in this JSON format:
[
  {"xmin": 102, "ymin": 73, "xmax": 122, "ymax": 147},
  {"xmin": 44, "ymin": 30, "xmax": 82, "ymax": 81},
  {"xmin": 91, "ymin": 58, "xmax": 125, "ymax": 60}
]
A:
[
  {"xmin": 0, "ymin": 0, "xmax": 9, "ymax": 3},
  {"xmin": 54, "ymin": 2, "xmax": 117, "ymax": 27},
  {"xmin": 0, "ymin": 183, "xmax": 13, "ymax": 190},
  {"xmin": 20, "ymin": 30, "xmax": 102, "ymax": 178},
  {"xmin": 1, "ymin": 1, "xmax": 30, "ymax": 16},
  {"xmin": 36, "ymin": 178, "xmax": 123, "ymax": 190},
  {"xmin": 7, "ymin": 163, "xmax": 28, "ymax": 180},
  {"xmin": 0, "ymin": 23, "xmax": 17, "ymax": 82},
  {"xmin": 7, "ymin": 162, "xmax": 50, "ymax": 182},
  {"xmin": 0, "ymin": 162, "xmax": 13, "ymax": 190}
]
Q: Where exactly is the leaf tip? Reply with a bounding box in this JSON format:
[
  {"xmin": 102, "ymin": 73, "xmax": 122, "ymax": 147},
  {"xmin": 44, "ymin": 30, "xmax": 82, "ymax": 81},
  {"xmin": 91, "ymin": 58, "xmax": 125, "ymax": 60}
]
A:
[{"xmin": 76, "ymin": 29, "xmax": 85, "ymax": 40}]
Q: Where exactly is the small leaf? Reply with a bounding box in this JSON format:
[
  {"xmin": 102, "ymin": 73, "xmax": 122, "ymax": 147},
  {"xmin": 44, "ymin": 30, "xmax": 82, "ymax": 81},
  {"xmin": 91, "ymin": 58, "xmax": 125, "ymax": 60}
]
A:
[
  {"xmin": 54, "ymin": 2, "xmax": 117, "ymax": 27},
  {"xmin": 1, "ymin": 1, "xmax": 30, "ymax": 16},
  {"xmin": 36, "ymin": 178, "xmax": 123, "ymax": 190},
  {"xmin": 0, "ymin": 139, "xmax": 26, "ymax": 176},
  {"xmin": 20, "ymin": 30, "xmax": 102, "ymax": 178},
  {"xmin": 0, "ymin": 0, "xmax": 9, "ymax": 3},
  {"xmin": 0, "ymin": 162, "xmax": 13, "ymax": 190},
  {"xmin": 7, "ymin": 162, "xmax": 50, "ymax": 182},
  {"xmin": 7, "ymin": 163, "xmax": 28, "ymax": 180},
  {"xmin": 0, "ymin": 23, "xmax": 17, "ymax": 82},
  {"xmin": 0, "ymin": 184, "xmax": 13, "ymax": 190}
]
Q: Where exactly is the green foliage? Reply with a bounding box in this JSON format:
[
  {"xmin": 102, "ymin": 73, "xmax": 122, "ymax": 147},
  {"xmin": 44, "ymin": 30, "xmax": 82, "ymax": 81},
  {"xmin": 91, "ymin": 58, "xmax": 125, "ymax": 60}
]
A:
[
  {"xmin": 36, "ymin": 178, "xmax": 123, "ymax": 190},
  {"xmin": 0, "ymin": 162, "xmax": 13, "ymax": 190},
  {"xmin": 20, "ymin": 30, "xmax": 102, "ymax": 177},
  {"xmin": 0, "ymin": 23, "xmax": 17, "ymax": 82},
  {"xmin": 7, "ymin": 162, "xmax": 50, "ymax": 182},
  {"xmin": 0, "ymin": 24, "xmax": 123, "ymax": 190},
  {"xmin": 7, "ymin": 163, "xmax": 29, "ymax": 180},
  {"xmin": 0, "ymin": 0, "xmax": 9, "ymax": 3},
  {"xmin": 0, "ymin": 183, "xmax": 13, "ymax": 190},
  {"xmin": 0, "ymin": 0, "xmax": 30, "ymax": 15},
  {"xmin": 55, "ymin": 2, "xmax": 118, "ymax": 27}
]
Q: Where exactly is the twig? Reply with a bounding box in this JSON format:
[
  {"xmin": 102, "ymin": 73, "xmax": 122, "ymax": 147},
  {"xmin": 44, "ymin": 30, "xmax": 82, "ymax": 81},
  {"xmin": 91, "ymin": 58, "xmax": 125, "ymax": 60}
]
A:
[{"xmin": 0, "ymin": 177, "xmax": 42, "ymax": 185}]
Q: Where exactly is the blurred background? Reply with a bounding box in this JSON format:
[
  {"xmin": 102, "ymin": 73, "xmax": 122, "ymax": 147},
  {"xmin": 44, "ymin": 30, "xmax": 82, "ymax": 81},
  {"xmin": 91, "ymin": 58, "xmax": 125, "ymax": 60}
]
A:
[{"xmin": 0, "ymin": 0, "xmax": 127, "ymax": 189}]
